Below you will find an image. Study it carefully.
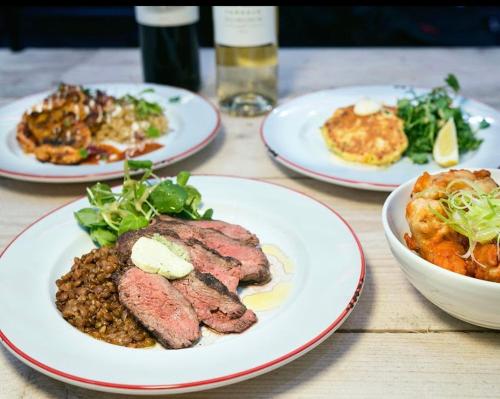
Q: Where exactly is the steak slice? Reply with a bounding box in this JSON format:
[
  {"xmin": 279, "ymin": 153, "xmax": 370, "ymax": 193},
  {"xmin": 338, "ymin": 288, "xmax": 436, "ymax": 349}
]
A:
[
  {"xmin": 156, "ymin": 215, "xmax": 259, "ymax": 246},
  {"xmin": 203, "ymin": 309, "xmax": 257, "ymax": 333},
  {"xmin": 172, "ymin": 271, "xmax": 257, "ymax": 334},
  {"xmin": 155, "ymin": 219, "xmax": 271, "ymax": 284},
  {"xmin": 172, "ymin": 270, "xmax": 246, "ymax": 321},
  {"xmin": 184, "ymin": 238, "xmax": 241, "ymax": 292},
  {"xmin": 115, "ymin": 267, "xmax": 200, "ymax": 349},
  {"xmin": 117, "ymin": 227, "xmax": 241, "ymax": 292}
]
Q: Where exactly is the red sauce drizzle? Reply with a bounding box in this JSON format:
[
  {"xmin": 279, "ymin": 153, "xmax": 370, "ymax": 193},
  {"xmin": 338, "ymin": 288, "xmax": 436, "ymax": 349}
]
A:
[{"xmin": 81, "ymin": 142, "xmax": 163, "ymax": 165}]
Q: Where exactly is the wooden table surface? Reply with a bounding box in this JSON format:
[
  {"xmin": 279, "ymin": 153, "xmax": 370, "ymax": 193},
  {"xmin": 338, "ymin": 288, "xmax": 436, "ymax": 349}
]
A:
[{"xmin": 1, "ymin": 48, "xmax": 500, "ymax": 399}]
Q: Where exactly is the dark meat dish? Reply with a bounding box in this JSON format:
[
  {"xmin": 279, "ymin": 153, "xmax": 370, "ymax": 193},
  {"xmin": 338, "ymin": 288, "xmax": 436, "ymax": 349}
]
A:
[
  {"xmin": 115, "ymin": 266, "xmax": 201, "ymax": 349},
  {"xmin": 117, "ymin": 226, "xmax": 241, "ymax": 293},
  {"xmin": 153, "ymin": 217, "xmax": 271, "ymax": 284},
  {"xmin": 172, "ymin": 271, "xmax": 257, "ymax": 333},
  {"xmin": 116, "ymin": 228, "xmax": 257, "ymax": 334},
  {"xmin": 156, "ymin": 215, "xmax": 260, "ymax": 246},
  {"xmin": 57, "ymin": 216, "xmax": 267, "ymax": 350}
]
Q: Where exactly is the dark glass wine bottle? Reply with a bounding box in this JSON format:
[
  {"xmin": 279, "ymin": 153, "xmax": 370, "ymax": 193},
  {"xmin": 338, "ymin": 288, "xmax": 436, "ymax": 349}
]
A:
[{"xmin": 135, "ymin": 6, "xmax": 200, "ymax": 92}]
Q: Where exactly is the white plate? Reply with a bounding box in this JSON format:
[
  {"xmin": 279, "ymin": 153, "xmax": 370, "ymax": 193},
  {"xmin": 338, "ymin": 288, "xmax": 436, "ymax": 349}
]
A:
[
  {"xmin": 0, "ymin": 176, "xmax": 365, "ymax": 395},
  {"xmin": 260, "ymin": 85, "xmax": 500, "ymax": 191},
  {"xmin": 0, "ymin": 83, "xmax": 220, "ymax": 183}
]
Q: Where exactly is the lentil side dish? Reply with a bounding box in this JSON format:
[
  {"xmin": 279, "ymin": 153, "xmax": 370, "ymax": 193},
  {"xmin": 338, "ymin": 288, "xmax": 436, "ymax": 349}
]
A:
[{"xmin": 55, "ymin": 246, "xmax": 155, "ymax": 348}]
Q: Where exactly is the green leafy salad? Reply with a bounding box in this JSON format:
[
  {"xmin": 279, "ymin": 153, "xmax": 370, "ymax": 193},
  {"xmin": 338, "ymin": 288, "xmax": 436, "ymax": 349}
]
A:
[
  {"xmin": 397, "ymin": 74, "xmax": 489, "ymax": 164},
  {"xmin": 74, "ymin": 160, "xmax": 213, "ymax": 246}
]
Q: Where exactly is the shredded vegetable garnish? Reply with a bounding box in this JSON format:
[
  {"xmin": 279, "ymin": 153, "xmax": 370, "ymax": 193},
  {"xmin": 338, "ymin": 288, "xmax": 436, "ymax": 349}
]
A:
[{"xmin": 430, "ymin": 179, "xmax": 500, "ymax": 266}]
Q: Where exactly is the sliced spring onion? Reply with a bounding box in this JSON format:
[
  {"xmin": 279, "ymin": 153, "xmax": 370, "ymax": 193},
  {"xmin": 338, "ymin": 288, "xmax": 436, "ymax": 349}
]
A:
[{"xmin": 430, "ymin": 179, "xmax": 500, "ymax": 266}]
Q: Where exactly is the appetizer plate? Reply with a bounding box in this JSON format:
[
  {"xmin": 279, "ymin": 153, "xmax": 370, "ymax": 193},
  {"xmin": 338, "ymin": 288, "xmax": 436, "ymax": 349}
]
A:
[
  {"xmin": 260, "ymin": 85, "xmax": 500, "ymax": 191},
  {"xmin": 0, "ymin": 176, "xmax": 365, "ymax": 395},
  {"xmin": 0, "ymin": 83, "xmax": 220, "ymax": 183}
]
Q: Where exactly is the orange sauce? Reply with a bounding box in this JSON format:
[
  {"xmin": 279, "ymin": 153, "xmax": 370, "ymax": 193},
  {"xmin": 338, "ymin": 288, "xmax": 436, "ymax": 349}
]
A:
[
  {"xmin": 99, "ymin": 144, "xmax": 125, "ymax": 162},
  {"xmin": 81, "ymin": 142, "xmax": 164, "ymax": 165},
  {"xmin": 123, "ymin": 142, "xmax": 163, "ymax": 161},
  {"xmin": 81, "ymin": 154, "xmax": 100, "ymax": 165}
]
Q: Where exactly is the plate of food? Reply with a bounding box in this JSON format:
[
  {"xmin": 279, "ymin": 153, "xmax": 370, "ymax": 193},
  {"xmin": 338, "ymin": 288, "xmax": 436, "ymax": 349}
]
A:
[
  {"xmin": 0, "ymin": 161, "xmax": 365, "ymax": 395},
  {"xmin": 0, "ymin": 83, "xmax": 220, "ymax": 183},
  {"xmin": 261, "ymin": 75, "xmax": 499, "ymax": 191},
  {"xmin": 383, "ymin": 168, "xmax": 500, "ymax": 328}
]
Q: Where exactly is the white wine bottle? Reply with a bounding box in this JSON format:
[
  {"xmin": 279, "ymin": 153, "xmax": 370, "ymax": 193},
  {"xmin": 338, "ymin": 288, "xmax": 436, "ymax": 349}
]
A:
[{"xmin": 213, "ymin": 6, "xmax": 278, "ymax": 117}]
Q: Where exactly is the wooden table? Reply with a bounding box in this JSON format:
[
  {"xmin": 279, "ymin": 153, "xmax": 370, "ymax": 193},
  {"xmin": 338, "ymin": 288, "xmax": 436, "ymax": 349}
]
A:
[{"xmin": 1, "ymin": 48, "xmax": 500, "ymax": 399}]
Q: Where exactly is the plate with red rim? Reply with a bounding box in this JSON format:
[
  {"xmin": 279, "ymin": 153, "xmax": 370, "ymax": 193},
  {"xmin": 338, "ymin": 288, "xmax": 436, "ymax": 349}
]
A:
[
  {"xmin": 0, "ymin": 83, "xmax": 220, "ymax": 183},
  {"xmin": 260, "ymin": 85, "xmax": 500, "ymax": 192},
  {"xmin": 0, "ymin": 175, "xmax": 364, "ymax": 395}
]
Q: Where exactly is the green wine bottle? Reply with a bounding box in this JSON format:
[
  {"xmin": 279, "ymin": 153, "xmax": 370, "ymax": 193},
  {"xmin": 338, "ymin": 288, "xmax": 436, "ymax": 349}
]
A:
[{"xmin": 135, "ymin": 6, "xmax": 201, "ymax": 92}]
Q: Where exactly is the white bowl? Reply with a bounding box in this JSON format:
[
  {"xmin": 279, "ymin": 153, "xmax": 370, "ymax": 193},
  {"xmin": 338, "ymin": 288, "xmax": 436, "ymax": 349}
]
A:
[{"xmin": 382, "ymin": 168, "xmax": 500, "ymax": 329}]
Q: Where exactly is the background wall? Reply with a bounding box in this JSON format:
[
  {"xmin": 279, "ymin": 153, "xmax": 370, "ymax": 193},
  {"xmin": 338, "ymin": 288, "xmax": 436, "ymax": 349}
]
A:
[{"xmin": 1, "ymin": 6, "xmax": 500, "ymax": 51}]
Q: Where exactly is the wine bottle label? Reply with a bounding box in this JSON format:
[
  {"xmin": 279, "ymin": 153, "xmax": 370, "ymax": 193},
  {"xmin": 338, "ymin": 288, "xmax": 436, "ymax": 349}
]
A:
[
  {"xmin": 135, "ymin": 6, "xmax": 199, "ymax": 27},
  {"xmin": 213, "ymin": 6, "xmax": 277, "ymax": 47}
]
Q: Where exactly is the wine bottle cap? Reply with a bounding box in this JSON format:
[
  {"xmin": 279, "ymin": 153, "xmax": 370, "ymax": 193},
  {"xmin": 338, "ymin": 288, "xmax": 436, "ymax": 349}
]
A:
[{"xmin": 135, "ymin": 6, "xmax": 199, "ymax": 27}]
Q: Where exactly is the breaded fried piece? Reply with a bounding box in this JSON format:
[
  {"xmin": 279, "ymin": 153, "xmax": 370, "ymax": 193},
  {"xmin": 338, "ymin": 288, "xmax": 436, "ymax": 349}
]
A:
[
  {"xmin": 16, "ymin": 83, "xmax": 112, "ymax": 165},
  {"xmin": 405, "ymin": 169, "xmax": 500, "ymax": 281},
  {"xmin": 321, "ymin": 105, "xmax": 407, "ymax": 166}
]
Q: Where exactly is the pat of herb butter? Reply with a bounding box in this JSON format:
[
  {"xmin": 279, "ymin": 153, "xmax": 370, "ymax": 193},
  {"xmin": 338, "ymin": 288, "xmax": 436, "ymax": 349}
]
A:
[
  {"xmin": 131, "ymin": 236, "xmax": 193, "ymax": 279},
  {"xmin": 152, "ymin": 234, "xmax": 190, "ymax": 261}
]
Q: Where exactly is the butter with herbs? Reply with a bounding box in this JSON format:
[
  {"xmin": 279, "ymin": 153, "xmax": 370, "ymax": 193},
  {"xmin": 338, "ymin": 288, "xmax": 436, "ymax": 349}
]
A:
[{"xmin": 131, "ymin": 236, "xmax": 193, "ymax": 279}]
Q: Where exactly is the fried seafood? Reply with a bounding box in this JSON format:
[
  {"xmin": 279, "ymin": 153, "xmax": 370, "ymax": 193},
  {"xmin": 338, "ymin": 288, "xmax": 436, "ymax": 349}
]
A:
[
  {"xmin": 405, "ymin": 169, "xmax": 500, "ymax": 282},
  {"xmin": 16, "ymin": 83, "xmax": 168, "ymax": 165},
  {"xmin": 17, "ymin": 84, "xmax": 113, "ymax": 164}
]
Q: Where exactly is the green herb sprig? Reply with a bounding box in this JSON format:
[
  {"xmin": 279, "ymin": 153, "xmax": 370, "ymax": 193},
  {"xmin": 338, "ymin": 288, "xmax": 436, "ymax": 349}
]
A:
[
  {"xmin": 122, "ymin": 88, "xmax": 164, "ymax": 119},
  {"xmin": 74, "ymin": 160, "xmax": 213, "ymax": 246},
  {"xmin": 397, "ymin": 74, "xmax": 488, "ymax": 164}
]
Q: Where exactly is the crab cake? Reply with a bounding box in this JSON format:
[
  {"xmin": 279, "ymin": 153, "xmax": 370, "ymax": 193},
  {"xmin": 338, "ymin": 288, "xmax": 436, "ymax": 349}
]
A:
[{"xmin": 321, "ymin": 105, "xmax": 407, "ymax": 166}]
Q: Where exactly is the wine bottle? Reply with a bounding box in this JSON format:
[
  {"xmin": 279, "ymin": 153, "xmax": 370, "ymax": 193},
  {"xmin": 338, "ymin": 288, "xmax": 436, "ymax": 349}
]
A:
[
  {"xmin": 135, "ymin": 6, "xmax": 201, "ymax": 92},
  {"xmin": 213, "ymin": 6, "xmax": 278, "ymax": 117}
]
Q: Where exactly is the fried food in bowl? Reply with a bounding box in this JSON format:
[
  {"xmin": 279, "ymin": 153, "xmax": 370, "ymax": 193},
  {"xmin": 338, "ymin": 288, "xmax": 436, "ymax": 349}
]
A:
[{"xmin": 382, "ymin": 168, "xmax": 500, "ymax": 329}]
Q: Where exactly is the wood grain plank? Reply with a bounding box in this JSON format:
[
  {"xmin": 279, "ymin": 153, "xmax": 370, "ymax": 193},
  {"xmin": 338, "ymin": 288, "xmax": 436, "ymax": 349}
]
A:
[
  {"xmin": 2, "ymin": 332, "xmax": 500, "ymax": 399},
  {"xmin": 1, "ymin": 48, "xmax": 500, "ymax": 398}
]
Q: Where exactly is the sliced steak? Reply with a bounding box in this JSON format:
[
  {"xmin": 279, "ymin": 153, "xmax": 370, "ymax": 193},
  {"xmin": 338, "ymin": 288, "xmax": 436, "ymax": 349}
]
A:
[
  {"xmin": 156, "ymin": 215, "xmax": 259, "ymax": 246},
  {"xmin": 172, "ymin": 271, "xmax": 257, "ymax": 334},
  {"xmin": 203, "ymin": 309, "xmax": 257, "ymax": 333},
  {"xmin": 172, "ymin": 270, "xmax": 245, "ymax": 319},
  {"xmin": 117, "ymin": 227, "xmax": 241, "ymax": 292},
  {"xmin": 185, "ymin": 238, "xmax": 241, "ymax": 292},
  {"xmin": 155, "ymin": 219, "xmax": 271, "ymax": 284},
  {"xmin": 115, "ymin": 267, "xmax": 200, "ymax": 349}
]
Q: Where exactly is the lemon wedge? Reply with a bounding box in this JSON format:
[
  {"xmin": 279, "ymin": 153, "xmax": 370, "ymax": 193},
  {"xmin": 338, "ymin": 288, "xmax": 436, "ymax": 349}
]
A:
[{"xmin": 433, "ymin": 117, "xmax": 459, "ymax": 167}]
